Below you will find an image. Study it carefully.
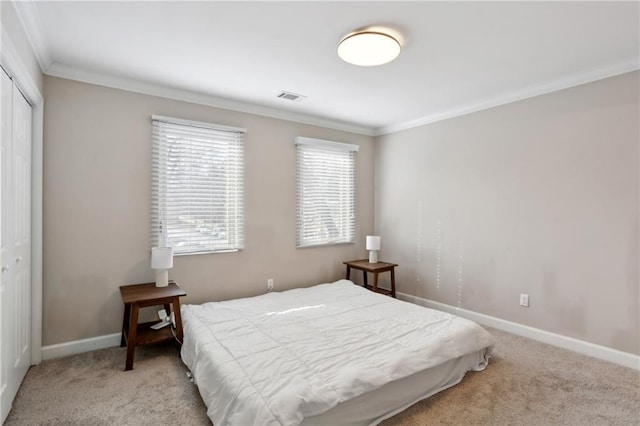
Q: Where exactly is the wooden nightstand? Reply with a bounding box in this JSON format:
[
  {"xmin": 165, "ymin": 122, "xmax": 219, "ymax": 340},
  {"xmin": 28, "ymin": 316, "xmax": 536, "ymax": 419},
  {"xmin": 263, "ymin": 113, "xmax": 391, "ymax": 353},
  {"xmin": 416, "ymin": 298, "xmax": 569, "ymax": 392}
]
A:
[
  {"xmin": 119, "ymin": 281, "xmax": 186, "ymax": 371},
  {"xmin": 343, "ymin": 259, "xmax": 398, "ymax": 298}
]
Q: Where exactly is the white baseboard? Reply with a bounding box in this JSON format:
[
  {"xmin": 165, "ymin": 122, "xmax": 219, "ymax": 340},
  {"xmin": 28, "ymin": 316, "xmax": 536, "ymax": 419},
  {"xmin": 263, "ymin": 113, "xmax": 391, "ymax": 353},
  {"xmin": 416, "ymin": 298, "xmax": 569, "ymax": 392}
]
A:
[
  {"xmin": 41, "ymin": 333, "xmax": 121, "ymax": 361},
  {"xmin": 40, "ymin": 295, "xmax": 640, "ymax": 371},
  {"xmin": 397, "ymin": 292, "xmax": 640, "ymax": 371}
]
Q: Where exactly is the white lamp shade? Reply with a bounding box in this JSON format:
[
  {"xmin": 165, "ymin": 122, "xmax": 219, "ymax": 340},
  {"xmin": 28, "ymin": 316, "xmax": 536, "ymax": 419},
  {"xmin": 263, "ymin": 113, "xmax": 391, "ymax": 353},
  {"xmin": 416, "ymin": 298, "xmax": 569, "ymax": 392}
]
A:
[
  {"xmin": 151, "ymin": 247, "xmax": 173, "ymax": 270},
  {"xmin": 366, "ymin": 236, "xmax": 381, "ymax": 251}
]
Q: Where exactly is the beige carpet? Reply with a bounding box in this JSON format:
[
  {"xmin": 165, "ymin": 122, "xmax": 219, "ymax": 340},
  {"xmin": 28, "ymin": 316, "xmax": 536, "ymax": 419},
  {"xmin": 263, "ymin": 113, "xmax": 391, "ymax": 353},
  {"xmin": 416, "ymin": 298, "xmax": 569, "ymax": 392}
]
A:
[{"xmin": 5, "ymin": 328, "xmax": 639, "ymax": 425}]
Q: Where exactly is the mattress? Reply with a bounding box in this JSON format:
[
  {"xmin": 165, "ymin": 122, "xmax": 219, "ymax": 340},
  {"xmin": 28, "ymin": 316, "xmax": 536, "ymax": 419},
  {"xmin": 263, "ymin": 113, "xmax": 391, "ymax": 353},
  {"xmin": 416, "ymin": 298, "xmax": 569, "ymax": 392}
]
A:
[{"xmin": 181, "ymin": 279, "xmax": 495, "ymax": 426}]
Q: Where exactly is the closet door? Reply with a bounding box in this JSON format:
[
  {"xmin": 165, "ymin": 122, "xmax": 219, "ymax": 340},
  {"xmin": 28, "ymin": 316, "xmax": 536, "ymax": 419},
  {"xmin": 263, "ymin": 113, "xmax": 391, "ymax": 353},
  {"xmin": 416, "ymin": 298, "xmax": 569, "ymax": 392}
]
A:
[
  {"xmin": 0, "ymin": 67, "xmax": 32, "ymax": 423},
  {"xmin": 11, "ymin": 73, "xmax": 32, "ymax": 393},
  {"xmin": 0, "ymin": 67, "xmax": 14, "ymax": 422}
]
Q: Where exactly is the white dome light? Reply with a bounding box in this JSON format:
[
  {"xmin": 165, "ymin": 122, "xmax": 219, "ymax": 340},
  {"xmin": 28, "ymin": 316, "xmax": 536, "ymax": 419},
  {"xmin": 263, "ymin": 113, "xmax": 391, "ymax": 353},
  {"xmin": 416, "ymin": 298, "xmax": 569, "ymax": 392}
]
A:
[{"xmin": 338, "ymin": 31, "xmax": 401, "ymax": 66}]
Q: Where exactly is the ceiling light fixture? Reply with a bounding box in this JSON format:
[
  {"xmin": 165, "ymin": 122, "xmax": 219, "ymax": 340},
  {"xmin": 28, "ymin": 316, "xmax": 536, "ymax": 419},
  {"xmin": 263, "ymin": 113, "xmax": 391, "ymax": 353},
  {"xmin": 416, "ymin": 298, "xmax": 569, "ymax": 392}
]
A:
[{"xmin": 338, "ymin": 31, "xmax": 401, "ymax": 66}]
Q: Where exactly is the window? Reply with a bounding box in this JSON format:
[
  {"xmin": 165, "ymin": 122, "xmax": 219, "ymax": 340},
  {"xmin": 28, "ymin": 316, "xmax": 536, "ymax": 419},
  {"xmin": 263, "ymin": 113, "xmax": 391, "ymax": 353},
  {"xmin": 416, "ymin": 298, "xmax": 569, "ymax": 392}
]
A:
[
  {"xmin": 295, "ymin": 137, "xmax": 359, "ymax": 247},
  {"xmin": 151, "ymin": 115, "xmax": 244, "ymax": 255}
]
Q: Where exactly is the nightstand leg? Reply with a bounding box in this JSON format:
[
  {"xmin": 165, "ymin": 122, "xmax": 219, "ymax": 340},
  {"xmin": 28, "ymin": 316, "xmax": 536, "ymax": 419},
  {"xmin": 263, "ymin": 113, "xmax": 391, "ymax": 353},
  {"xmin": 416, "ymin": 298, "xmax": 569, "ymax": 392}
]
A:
[
  {"xmin": 390, "ymin": 267, "xmax": 396, "ymax": 298},
  {"xmin": 362, "ymin": 271, "xmax": 368, "ymax": 287},
  {"xmin": 121, "ymin": 303, "xmax": 130, "ymax": 347},
  {"xmin": 372, "ymin": 272, "xmax": 378, "ymax": 293},
  {"xmin": 172, "ymin": 298, "xmax": 183, "ymax": 346},
  {"xmin": 345, "ymin": 265, "xmax": 351, "ymax": 280},
  {"xmin": 125, "ymin": 304, "xmax": 139, "ymax": 371}
]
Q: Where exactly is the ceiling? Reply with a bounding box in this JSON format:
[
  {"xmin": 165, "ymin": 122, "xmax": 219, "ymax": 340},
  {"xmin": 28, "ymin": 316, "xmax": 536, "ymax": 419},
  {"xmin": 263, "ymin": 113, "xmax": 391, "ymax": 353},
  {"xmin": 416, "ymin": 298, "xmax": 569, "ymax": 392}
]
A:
[{"xmin": 14, "ymin": 1, "xmax": 640, "ymax": 135}]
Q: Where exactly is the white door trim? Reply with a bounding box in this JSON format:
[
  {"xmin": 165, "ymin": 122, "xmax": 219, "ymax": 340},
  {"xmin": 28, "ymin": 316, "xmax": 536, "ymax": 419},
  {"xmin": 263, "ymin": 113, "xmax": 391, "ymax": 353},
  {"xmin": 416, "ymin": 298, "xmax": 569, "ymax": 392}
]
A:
[{"xmin": 1, "ymin": 26, "xmax": 44, "ymax": 365}]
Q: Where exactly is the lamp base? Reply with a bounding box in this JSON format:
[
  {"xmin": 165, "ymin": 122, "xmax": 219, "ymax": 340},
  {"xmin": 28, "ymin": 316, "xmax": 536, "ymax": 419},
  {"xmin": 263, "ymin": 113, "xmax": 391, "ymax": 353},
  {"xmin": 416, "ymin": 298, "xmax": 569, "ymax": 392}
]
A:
[
  {"xmin": 155, "ymin": 270, "xmax": 169, "ymax": 287},
  {"xmin": 368, "ymin": 250, "xmax": 378, "ymax": 264}
]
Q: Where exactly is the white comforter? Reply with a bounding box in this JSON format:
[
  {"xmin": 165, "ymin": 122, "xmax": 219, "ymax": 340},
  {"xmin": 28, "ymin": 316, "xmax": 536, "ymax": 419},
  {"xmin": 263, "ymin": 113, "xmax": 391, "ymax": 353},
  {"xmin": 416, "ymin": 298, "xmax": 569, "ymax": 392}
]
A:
[{"xmin": 181, "ymin": 280, "xmax": 494, "ymax": 426}]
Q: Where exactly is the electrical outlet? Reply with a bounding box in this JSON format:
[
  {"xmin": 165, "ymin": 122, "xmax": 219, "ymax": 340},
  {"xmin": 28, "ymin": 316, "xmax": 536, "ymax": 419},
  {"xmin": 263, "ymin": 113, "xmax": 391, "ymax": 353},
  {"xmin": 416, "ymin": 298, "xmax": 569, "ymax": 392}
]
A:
[
  {"xmin": 267, "ymin": 278, "xmax": 274, "ymax": 292},
  {"xmin": 519, "ymin": 293, "xmax": 529, "ymax": 307}
]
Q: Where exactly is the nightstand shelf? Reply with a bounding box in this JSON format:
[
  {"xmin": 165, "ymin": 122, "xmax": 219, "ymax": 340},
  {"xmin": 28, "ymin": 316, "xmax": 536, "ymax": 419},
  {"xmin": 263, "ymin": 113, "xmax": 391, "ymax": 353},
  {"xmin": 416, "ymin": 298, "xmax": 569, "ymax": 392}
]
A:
[
  {"xmin": 362, "ymin": 284, "xmax": 393, "ymax": 296},
  {"xmin": 125, "ymin": 321, "xmax": 174, "ymax": 346}
]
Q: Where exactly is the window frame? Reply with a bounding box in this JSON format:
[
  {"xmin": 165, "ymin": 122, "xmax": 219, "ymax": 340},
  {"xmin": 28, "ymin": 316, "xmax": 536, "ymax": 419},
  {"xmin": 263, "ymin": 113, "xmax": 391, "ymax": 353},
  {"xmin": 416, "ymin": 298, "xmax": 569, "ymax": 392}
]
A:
[
  {"xmin": 295, "ymin": 136, "xmax": 359, "ymax": 248},
  {"xmin": 151, "ymin": 115, "xmax": 245, "ymax": 256}
]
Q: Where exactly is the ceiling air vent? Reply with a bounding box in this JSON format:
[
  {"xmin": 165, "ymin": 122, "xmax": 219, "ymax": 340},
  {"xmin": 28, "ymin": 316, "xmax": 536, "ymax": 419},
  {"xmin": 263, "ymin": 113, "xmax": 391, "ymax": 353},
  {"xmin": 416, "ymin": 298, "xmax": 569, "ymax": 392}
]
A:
[{"xmin": 277, "ymin": 91, "xmax": 306, "ymax": 102}]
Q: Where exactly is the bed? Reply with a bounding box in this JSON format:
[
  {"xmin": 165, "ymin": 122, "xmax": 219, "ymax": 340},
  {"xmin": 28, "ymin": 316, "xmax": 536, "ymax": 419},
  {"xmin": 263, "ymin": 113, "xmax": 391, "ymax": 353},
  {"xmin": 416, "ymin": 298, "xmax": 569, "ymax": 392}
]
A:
[{"xmin": 181, "ymin": 279, "xmax": 495, "ymax": 426}]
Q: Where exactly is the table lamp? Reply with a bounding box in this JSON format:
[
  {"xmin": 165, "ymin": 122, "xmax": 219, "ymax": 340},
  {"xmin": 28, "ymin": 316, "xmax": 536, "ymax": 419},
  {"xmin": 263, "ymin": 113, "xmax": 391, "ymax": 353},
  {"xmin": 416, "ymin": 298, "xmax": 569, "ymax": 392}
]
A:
[
  {"xmin": 151, "ymin": 247, "xmax": 173, "ymax": 287},
  {"xmin": 366, "ymin": 235, "xmax": 381, "ymax": 263}
]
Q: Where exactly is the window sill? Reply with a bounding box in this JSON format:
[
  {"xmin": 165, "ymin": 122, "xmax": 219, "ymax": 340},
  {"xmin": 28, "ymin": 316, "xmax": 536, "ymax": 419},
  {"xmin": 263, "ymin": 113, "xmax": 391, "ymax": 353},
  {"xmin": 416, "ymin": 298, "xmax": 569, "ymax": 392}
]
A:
[{"xmin": 296, "ymin": 241, "xmax": 354, "ymax": 249}]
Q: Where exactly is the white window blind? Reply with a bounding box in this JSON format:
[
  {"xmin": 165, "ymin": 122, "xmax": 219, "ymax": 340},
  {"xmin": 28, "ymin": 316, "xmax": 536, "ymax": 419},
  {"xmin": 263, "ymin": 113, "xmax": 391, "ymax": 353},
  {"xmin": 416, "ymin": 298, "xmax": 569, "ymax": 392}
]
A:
[
  {"xmin": 151, "ymin": 115, "xmax": 245, "ymax": 255},
  {"xmin": 295, "ymin": 137, "xmax": 359, "ymax": 248}
]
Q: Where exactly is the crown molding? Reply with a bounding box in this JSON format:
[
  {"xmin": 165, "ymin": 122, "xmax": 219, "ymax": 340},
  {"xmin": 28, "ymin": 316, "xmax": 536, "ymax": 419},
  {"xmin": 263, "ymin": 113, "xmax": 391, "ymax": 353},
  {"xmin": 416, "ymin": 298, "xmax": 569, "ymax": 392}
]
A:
[
  {"xmin": 11, "ymin": 0, "xmax": 53, "ymax": 72},
  {"xmin": 11, "ymin": 0, "xmax": 373, "ymax": 135},
  {"xmin": 45, "ymin": 63, "xmax": 376, "ymax": 136},
  {"xmin": 375, "ymin": 58, "xmax": 640, "ymax": 136},
  {"xmin": 15, "ymin": 0, "xmax": 637, "ymax": 139},
  {"xmin": 1, "ymin": 27, "xmax": 43, "ymax": 104}
]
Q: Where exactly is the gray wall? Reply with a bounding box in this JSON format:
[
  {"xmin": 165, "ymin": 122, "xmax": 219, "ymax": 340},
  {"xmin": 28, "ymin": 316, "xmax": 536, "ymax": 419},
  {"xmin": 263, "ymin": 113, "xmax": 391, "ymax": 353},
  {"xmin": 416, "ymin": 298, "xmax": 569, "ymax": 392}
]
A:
[
  {"xmin": 43, "ymin": 76, "xmax": 375, "ymax": 345},
  {"xmin": 43, "ymin": 71, "xmax": 639, "ymax": 355},
  {"xmin": 375, "ymin": 71, "xmax": 639, "ymax": 355}
]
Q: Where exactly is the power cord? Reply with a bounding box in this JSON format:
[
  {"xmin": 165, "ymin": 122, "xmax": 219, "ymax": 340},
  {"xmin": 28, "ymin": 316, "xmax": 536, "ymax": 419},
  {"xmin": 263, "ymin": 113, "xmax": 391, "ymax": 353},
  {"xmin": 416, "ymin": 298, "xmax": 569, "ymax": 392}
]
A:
[{"xmin": 170, "ymin": 323, "xmax": 183, "ymax": 345}]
